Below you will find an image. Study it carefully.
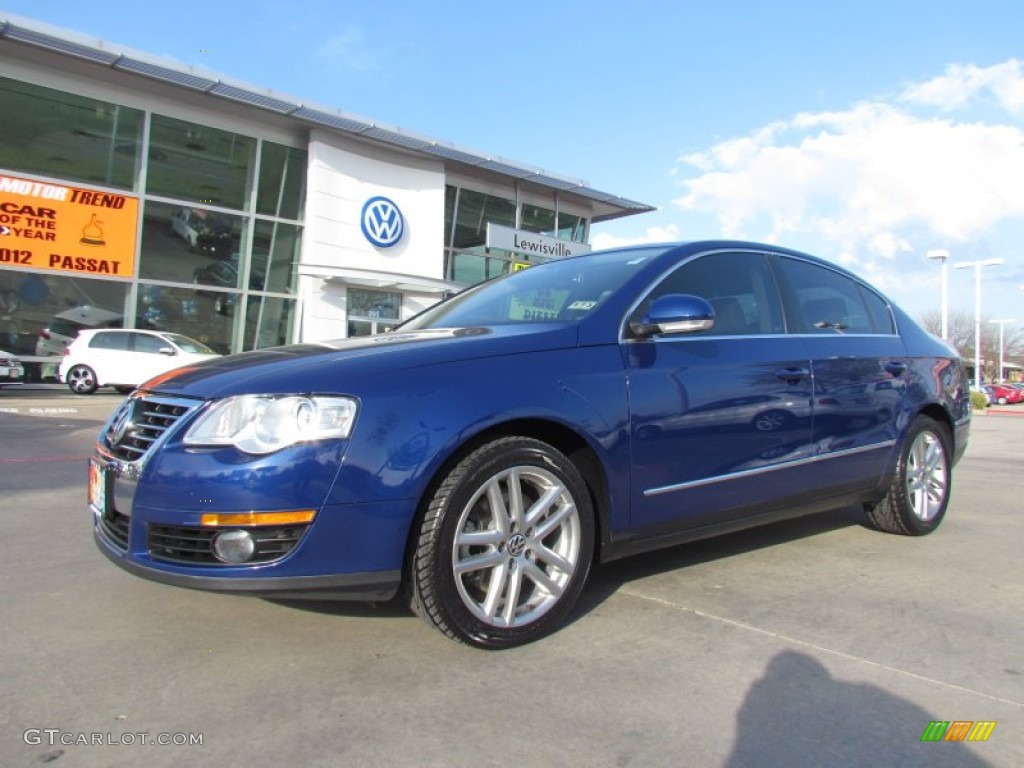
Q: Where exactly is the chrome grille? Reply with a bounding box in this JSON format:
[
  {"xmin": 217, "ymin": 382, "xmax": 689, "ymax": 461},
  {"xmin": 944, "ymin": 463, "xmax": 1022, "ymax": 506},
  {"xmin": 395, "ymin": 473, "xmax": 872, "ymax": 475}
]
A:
[{"xmin": 101, "ymin": 394, "xmax": 200, "ymax": 462}]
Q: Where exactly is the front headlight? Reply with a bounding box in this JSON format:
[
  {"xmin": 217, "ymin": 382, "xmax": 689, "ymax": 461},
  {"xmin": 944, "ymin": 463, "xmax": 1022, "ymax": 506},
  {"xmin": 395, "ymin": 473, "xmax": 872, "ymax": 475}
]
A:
[{"xmin": 184, "ymin": 395, "xmax": 358, "ymax": 454}]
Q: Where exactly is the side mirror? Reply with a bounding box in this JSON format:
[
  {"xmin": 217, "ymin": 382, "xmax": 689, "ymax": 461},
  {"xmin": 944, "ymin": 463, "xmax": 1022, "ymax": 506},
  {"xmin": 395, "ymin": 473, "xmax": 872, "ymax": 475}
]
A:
[
  {"xmin": 158, "ymin": 346, "xmax": 176, "ymax": 356},
  {"xmin": 630, "ymin": 294, "xmax": 715, "ymax": 338}
]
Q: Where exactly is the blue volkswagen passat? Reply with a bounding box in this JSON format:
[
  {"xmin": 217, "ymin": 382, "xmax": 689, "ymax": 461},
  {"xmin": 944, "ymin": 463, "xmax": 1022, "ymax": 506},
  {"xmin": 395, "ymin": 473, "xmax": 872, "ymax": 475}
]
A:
[{"xmin": 90, "ymin": 241, "xmax": 970, "ymax": 648}]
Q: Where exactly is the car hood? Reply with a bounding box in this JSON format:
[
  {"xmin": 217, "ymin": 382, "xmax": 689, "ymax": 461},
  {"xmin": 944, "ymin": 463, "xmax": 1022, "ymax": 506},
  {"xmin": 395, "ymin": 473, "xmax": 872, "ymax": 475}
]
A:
[{"xmin": 142, "ymin": 324, "xmax": 581, "ymax": 398}]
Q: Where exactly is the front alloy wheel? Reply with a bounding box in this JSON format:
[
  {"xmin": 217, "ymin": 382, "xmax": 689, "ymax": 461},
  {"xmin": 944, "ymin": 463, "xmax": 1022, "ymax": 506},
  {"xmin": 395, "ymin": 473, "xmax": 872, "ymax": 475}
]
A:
[{"xmin": 410, "ymin": 437, "xmax": 594, "ymax": 648}]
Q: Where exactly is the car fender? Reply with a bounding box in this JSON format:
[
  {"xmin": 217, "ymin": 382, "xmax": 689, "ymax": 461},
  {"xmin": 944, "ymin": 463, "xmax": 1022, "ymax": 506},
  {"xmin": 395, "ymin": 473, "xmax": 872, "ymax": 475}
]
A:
[{"xmin": 324, "ymin": 344, "xmax": 631, "ymax": 530}]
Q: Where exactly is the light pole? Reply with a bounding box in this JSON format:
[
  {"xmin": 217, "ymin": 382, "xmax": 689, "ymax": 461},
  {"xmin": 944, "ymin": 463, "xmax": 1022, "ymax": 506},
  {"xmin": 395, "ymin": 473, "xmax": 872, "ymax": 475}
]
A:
[
  {"xmin": 927, "ymin": 249, "xmax": 950, "ymax": 340},
  {"xmin": 990, "ymin": 319, "xmax": 1015, "ymax": 384},
  {"xmin": 955, "ymin": 258, "xmax": 1004, "ymax": 389}
]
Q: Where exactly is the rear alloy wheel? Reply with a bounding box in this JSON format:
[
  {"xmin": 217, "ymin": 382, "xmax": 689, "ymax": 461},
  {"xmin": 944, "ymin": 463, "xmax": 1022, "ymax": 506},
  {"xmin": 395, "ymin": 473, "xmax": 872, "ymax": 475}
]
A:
[
  {"xmin": 865, "ymin": 415, "xmax": 951, "ymax": 535},
  {"xmin": 410, "ymin": 437, "xmax": 594, "ymax": 648},
  {"xmin": 66, "ymin": 364, "xmax": 99, "ymax": 395}
]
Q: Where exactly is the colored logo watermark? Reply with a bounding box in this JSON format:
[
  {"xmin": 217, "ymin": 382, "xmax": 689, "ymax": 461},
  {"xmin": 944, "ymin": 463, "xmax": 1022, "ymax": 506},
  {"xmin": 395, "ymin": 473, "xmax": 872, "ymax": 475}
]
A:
[{"xmin": 920, "ymin": 720, "xmax": 996, "ymax": 742}]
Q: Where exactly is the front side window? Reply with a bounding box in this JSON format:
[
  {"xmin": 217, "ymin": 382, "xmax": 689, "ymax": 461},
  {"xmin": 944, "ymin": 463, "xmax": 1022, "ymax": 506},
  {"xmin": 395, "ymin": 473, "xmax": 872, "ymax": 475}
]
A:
[
  {"xmin": 635, "ymin": 251, "xmax": 785, "ymax": 336},
  {"xmin": 133, "ymin": 332, "xmax": 167, "ymax": 354}
]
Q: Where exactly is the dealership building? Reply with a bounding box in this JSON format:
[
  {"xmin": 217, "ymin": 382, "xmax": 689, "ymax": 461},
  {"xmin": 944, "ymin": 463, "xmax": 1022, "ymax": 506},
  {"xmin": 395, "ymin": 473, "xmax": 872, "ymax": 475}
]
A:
[{"xmin": 0, "ymin": 14, "xmax": 653, "ymax": 366}]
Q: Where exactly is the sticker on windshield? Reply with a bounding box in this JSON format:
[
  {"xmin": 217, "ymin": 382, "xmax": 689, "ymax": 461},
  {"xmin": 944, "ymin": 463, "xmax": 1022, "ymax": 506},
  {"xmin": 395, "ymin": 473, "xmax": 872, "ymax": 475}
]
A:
[{"xmin": 567, "ymin": 301, "xmax": 597, "ymax": 310}]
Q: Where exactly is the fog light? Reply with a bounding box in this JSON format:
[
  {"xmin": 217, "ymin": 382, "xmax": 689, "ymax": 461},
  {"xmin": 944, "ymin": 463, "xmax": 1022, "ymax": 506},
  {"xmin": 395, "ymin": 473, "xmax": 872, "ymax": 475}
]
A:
[{"xmin": 212, "ymin": 530, "xmax": 256, "ymax": 563}]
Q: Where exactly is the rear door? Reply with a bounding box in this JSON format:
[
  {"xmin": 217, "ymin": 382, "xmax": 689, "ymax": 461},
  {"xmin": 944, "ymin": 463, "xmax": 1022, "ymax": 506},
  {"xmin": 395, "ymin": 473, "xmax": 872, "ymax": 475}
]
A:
[{"xmin": 773, "ymin": 256, "xmax": 907, "ymax": 490}]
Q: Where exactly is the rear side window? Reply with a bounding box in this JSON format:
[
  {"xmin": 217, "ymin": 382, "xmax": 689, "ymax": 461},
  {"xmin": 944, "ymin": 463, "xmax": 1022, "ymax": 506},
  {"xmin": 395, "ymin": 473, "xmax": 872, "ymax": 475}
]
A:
[
  {"xmin": 777, "ymin": 258, "xmax": 893, "ymax": 335},
  {"xmin": 89, "ymin": 332, "xmax": 130, "ymax": 350}
]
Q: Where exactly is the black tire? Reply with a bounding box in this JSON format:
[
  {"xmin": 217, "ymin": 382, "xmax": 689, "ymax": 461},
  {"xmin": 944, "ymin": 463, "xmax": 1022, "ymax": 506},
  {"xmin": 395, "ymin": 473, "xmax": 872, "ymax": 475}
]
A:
[
  {"xmin": 409, "ymin": 436, "xmax": 595, "ymax": 649},
  {"xmin": 865, "ymin": 415, "xmax": 952, "ymax": 535},
  {"xmin": 66, "ymin": 365, "xmax": 99, "ymax": 395}
]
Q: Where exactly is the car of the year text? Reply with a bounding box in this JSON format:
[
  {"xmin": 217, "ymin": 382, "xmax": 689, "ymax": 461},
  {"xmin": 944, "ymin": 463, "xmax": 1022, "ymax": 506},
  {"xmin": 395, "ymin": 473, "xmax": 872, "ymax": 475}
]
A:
[{"xmin": 88, "ymin": 241, "xmax": 971, "ymax": 648}]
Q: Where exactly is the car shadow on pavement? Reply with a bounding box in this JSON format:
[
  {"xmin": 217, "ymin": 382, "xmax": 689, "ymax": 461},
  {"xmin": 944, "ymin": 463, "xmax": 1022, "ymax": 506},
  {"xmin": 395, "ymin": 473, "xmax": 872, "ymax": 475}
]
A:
[{"xmin": 725, "ymin": 650, "xmax": 994, "ymax": 767}]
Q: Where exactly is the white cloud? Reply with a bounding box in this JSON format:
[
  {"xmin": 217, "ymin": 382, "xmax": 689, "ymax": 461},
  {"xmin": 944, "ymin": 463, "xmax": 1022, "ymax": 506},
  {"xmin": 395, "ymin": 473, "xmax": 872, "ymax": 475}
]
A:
[
  {"xmin": 900, "ymin": 59, "xmax": 1024, "ymax": 114},
  {"xmin": 672, "ymin": 60, "xmax": 1024, "ymax": 280},
  {"xmin": 591, "ymin": 223, "xmax": 681, "ymax": 250}
]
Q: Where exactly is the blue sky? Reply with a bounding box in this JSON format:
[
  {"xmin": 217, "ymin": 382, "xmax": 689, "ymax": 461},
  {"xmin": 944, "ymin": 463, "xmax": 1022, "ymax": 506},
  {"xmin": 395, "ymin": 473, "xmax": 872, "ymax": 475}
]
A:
[{"xmin": 5, "ymin": 0, "xmax": 1024, "ymax": 323}]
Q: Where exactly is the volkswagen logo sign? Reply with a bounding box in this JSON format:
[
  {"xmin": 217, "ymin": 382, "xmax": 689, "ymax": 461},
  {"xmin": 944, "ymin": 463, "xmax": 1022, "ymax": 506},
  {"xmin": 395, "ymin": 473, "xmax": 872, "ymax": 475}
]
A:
[{"xmin": 361, "ymin": 196, "xmax": 404, "ymax": 248}]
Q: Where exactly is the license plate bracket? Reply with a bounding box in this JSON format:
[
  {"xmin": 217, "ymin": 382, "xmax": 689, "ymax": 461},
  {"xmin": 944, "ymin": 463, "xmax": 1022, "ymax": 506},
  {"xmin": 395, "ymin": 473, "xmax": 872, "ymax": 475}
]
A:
[{"xmin": 89, "ymin": 460, "xmax": 108, "ymax": 516}]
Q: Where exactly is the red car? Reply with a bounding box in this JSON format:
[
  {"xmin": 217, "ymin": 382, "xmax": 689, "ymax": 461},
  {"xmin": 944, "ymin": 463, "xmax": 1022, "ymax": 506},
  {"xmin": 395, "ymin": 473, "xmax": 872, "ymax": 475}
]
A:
[{"xmin": 988, "ymin": 384, "xmax": 1022, "ymax": 405}]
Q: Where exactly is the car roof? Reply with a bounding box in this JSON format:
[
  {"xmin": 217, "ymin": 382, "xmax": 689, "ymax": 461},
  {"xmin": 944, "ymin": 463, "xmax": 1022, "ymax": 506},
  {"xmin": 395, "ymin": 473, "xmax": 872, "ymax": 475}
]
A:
[{"xmin": 77, "ymin": 328, "xmax": 165, "ymax": 338}]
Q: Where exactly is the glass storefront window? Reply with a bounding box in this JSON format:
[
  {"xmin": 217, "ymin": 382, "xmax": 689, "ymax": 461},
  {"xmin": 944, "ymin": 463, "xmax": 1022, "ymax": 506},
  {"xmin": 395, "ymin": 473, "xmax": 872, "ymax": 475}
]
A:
[
  {"xmin": 448, "ymin": 252, "xmax": 515, "ymax": 285},
  {"xmin": 348, "ymin": 288, "xmax": 400, "ymax": 319},
  {"xmin": 135, "ymin": 283, "xmax": 233, "ymax": 354},
  {"xmin": 444, "ymin": 185, "xmax": 457, "ymax": 248},
  {"xmin": 147, "ymin": 114, "xmax": 255, "ymax": 210},
  {"xmin": 138, "ymin": 201, "xmax": 244, "ymax": 282},
  {"xmin": 243, "ymin": 295, "xmax": 296, "ymax": 350},
  {"xmin": 557, "ymin": 212, "xmax": 587, "ymax": 243},
  {"xmin": 451, "ymin": 189, "xmax": 516, "ymax": 249},
  {"xmin": 257, "ymin": 143, "xmax": 307, "ymax": 220},
  {"xmin": 0, "ymin": 76, "xmax": 143, "ymax": 190},
  {"xmin": 521, "ymin": 203, "xmax": 556, "ymax": 235},
  {"xmin": 347, "ymin": 288, "xmax": 400, "ymax": 337},
  {"xmin": 252, "ymin": 220, "xmax": 299, "ymax": 294},
  {"xmin": 0, "ymin": 271, "xmax": 129, "ymax": 377}
]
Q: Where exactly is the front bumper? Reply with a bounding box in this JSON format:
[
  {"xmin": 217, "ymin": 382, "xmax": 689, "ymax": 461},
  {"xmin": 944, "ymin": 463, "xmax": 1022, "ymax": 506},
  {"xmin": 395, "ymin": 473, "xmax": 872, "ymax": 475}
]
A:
[
  {"xmin": 95, "ymin": 528, "xmax": 400, "ymax": 600},
  {"xmin": 90, "ymin": 391, "xmax": 414, "ymax": 602}
]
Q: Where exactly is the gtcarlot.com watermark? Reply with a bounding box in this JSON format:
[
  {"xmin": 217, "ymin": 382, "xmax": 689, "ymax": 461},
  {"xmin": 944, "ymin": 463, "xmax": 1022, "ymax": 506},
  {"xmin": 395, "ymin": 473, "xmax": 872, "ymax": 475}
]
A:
[{"xmin": 24, "ymin": 729, "xmax": 203, "ymax": 747}]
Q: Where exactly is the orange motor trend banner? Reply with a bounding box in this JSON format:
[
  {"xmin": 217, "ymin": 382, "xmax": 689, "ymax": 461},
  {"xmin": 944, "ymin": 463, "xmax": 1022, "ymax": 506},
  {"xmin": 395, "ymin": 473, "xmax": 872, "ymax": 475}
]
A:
[{"xmin": 0, "ymin": 173, "xmax": 139, "ymax": 278}]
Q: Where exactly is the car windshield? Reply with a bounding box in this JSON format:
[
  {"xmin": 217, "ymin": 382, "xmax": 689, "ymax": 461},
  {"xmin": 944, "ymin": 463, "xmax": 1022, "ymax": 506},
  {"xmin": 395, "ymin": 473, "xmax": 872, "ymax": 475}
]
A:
[
  {"xmin": 399, "ymin": 247, "xmax": 668, "ymax": 329},
  {"xmin": 163, "ymin": 333, "xmax": 215, "ymax": 354}
]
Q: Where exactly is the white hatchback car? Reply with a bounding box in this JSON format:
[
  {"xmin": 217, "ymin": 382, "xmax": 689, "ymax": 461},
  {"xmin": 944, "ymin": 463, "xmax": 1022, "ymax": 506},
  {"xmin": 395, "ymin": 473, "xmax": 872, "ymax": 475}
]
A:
[{"xmin": 59, "ymin": 329, "xmax": 220, "ymax": 395}]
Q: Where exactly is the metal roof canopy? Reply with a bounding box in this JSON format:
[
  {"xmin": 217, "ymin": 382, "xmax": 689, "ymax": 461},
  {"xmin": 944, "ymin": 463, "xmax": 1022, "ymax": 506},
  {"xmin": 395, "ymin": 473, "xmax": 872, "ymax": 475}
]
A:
[{"xmin": 0, "ymin": 16, "xmax": 655, "ymax": 223}]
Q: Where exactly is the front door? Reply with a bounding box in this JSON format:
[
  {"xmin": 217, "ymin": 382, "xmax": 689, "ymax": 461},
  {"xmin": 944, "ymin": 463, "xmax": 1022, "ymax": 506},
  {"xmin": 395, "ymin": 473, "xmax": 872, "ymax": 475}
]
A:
[{"xmin": 625, "ymin": 249, "xmax": 817, "ymax": 530}]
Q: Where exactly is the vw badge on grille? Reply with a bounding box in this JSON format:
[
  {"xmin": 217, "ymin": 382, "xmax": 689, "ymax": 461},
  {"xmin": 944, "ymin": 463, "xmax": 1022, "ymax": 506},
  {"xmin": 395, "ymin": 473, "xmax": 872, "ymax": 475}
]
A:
[{"xmin": 107, "ymin": 399, "xmax": 136, "ymax": 447}]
